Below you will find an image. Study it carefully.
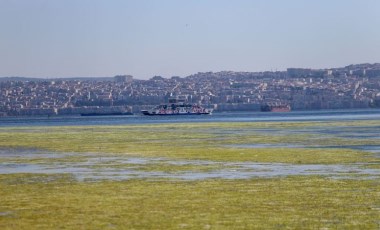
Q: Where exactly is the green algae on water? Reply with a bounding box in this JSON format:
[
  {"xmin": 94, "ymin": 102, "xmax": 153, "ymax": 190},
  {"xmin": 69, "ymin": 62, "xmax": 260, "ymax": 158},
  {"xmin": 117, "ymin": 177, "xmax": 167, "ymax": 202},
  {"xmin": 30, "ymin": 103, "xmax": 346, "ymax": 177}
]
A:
[{"xmin": 0, "ymin": 174, "xmax": 379, "ymax": 229}]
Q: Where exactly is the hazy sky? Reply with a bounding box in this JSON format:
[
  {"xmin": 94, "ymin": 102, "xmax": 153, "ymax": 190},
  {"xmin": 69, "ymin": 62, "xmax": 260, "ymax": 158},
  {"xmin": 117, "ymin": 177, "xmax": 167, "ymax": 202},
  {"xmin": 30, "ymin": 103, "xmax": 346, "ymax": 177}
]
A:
[{"xmin": 1, "ymin": 0, "xmax": 379, "ymax": 79}]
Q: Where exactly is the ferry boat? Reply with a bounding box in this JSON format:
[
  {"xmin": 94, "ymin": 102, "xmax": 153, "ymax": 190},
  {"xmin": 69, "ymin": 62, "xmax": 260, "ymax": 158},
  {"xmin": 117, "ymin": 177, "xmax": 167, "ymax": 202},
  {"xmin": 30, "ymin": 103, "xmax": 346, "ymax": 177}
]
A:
[{"xmin": 141, "ymin": 98, "xmax": 212, "ymax": 116}]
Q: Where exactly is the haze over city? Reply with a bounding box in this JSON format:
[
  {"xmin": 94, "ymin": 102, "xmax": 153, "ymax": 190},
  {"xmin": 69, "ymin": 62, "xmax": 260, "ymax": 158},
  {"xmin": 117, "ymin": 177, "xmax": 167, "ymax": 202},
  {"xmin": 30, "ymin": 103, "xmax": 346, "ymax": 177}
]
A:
[{"xmin": 1, "ymin": 0, "xmax": 380, "ymax": 79}]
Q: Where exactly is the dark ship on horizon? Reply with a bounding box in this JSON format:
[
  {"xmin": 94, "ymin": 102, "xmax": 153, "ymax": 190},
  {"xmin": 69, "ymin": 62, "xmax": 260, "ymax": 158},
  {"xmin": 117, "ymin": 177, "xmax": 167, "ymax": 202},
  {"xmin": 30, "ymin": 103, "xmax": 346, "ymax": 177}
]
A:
[
  {"xmin": 260, "ymin": 103, "xmax": 291, "ymax": 112},
  {"xmin": 80, "ymin": 111, "xmax": 133, "ymax": 116},
  {"xmin": 80, "ymin": 106, "xmax": 133, "ymax": 116}
]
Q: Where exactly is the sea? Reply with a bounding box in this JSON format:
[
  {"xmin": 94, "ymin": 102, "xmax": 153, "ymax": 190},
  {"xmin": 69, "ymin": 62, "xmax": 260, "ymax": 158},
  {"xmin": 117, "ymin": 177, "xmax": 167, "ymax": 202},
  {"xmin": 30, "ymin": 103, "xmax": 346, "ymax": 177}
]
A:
[
  {"xmin": 1, "ymin": 109, "xmax": 380, "ymax": 180},
  {"xmin": 1, "ymin": 109, "xmax": 380, "ymax": 127}
]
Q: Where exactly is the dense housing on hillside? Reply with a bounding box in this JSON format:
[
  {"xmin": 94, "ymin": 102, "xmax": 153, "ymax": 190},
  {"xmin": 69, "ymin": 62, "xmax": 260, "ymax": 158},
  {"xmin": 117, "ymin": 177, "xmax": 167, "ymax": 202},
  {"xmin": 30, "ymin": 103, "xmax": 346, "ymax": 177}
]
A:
[{"xmin": 1, "ymin": 64, "xmax": 380, "ymax": 116}]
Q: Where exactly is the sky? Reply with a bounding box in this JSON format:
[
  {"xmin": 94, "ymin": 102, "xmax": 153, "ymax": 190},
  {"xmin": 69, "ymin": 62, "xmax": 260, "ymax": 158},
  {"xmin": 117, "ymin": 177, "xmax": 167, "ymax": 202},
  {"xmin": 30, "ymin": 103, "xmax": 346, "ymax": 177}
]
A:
[{"xmin": 0, "ymin": 0, "xmax": 380, "ymax": 79}]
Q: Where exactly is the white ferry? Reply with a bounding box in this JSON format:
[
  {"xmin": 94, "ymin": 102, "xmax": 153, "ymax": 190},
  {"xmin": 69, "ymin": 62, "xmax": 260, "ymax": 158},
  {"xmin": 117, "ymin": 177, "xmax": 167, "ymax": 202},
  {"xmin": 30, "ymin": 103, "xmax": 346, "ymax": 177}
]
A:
[{"xmin": 141, "ymin": 98, "xmax": 212, "ymax": 116}]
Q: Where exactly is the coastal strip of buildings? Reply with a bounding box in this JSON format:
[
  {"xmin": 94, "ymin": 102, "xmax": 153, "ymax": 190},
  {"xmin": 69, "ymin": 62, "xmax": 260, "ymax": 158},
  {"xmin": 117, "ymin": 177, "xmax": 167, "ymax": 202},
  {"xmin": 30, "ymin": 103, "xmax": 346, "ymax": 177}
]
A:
[{"xmin": 1, "ymin": 63, "xmax": 380, "ymax": 116}]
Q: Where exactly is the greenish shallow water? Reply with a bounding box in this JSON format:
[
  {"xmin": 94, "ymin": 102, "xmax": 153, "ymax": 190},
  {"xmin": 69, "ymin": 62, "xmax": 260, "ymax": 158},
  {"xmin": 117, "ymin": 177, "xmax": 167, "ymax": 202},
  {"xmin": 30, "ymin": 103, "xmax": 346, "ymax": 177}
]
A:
[{"xmin": 0, "ymin": 119, "xmax": 379, "ymax": 229}]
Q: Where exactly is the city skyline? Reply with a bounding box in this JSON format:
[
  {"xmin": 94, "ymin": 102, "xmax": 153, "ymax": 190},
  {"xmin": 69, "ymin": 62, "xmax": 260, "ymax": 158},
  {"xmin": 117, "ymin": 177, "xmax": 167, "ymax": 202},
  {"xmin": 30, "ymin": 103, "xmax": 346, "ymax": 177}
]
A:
[{"xmin": 1, "ymin": 0, "xmax": 380, "ymax": 79}]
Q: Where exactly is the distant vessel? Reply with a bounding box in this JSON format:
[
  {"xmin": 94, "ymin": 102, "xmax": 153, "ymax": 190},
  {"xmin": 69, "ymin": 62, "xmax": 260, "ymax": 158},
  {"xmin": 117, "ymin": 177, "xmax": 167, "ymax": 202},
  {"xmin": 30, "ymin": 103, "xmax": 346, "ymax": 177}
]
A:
[
  {"xmin": 80, "ymin": 112, "xmax": 133, "ymax": 116},
  {"xmin": 80, "ymin": 106, "xmax": 133, "ymax": 116},
  {"xmin": 141, "ymin": 98, "xmax": 212, "ymax": 116},
  {"xmin": 261, "ymin": 103, "xmax": 291, "ymax": 112}
]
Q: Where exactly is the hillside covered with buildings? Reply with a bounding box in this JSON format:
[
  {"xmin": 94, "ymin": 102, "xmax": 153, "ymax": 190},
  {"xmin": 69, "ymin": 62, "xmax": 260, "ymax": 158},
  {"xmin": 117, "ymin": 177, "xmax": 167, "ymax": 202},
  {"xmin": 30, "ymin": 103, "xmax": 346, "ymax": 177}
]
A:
[{"xmin": 1, "ymin": 63, "xmax": 380, "ymax": 116}]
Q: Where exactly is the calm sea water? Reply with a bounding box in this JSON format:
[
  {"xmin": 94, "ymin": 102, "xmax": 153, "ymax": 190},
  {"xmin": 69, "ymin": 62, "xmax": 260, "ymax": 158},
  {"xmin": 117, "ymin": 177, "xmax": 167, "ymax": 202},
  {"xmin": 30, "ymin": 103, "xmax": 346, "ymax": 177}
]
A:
[{"xmin": 0, "ymin": 109, "xmax": 380, "ymax": 127}]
